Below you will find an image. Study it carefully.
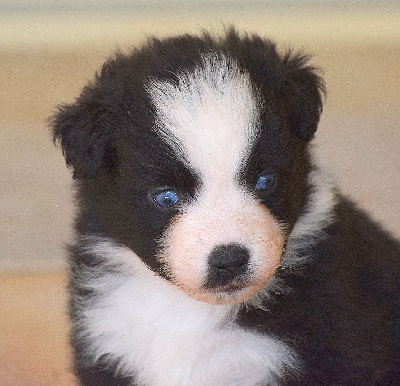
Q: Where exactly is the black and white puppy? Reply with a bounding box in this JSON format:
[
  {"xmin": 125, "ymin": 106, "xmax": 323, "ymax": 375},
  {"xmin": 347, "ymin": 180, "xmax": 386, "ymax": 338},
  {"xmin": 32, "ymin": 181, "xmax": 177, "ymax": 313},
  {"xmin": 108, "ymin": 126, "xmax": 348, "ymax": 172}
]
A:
[{"xmin": 52, "ymin": 29, "xmax": 400, "ymax": 385}]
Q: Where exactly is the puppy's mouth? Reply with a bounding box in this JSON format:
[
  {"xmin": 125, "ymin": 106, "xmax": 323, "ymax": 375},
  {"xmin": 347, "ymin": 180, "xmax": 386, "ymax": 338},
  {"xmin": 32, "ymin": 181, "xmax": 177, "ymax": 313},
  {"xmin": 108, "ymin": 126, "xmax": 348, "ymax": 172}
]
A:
[
  {"xmin": 209, "ymin": 283, "xmax": 252, "ymax": 303},
  {"xmin": 207, "ymin": 278, "xmax": 250, "ymax": 295},
  {"xmin": 171, "ymin": 272, "xmax": 272, "ymax": 305},
  {"xmin": 205, "ymin": 281, "xmax": 263, "ymax": 305},
  {"xmin": 194, "ymin": 273, "xmax": 268, "ymax": 305}
]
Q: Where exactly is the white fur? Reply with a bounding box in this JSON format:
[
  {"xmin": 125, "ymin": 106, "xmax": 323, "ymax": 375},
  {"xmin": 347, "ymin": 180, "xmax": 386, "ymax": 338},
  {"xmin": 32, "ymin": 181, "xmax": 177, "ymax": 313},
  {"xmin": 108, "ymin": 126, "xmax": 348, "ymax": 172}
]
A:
[
  {"xmin": 77, "ymin": 238, "xmax": 299, "ymax": 386},
  {"xmin": 146, "ymin": 52, "xmax": 261, "ymax": 176}
]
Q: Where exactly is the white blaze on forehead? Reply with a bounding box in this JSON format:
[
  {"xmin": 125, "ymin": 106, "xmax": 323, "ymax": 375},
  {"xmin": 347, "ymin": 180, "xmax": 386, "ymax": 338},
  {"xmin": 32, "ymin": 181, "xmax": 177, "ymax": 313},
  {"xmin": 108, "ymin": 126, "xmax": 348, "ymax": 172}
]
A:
[{"xmin": 146, "ymin": 53, "xmax": 261, "ymax": 182}]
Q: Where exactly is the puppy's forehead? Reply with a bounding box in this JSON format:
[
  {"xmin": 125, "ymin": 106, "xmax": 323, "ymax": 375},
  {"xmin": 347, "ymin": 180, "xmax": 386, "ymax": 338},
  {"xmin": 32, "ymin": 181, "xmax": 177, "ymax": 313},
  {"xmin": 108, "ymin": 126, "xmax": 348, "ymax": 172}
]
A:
[{"xmin": 146, "ymin": 53, "xmax": 261, "ymax": 184}]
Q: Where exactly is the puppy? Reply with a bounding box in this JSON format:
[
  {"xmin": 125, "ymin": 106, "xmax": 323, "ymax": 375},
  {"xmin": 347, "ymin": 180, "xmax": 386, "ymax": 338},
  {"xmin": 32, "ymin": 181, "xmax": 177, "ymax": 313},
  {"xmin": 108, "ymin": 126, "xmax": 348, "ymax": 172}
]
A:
[{"xmin": 52, "ymin": 29, "xmax": 400, "ymax": 385}]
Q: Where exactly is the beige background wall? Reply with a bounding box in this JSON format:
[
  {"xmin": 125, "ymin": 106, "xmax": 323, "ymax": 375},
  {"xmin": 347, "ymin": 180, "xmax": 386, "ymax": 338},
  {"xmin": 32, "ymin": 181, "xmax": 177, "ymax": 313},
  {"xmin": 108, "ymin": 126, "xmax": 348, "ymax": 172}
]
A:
[{"xmin": 1, "ymin": 2, "xmax": 399, "ymax": 384}]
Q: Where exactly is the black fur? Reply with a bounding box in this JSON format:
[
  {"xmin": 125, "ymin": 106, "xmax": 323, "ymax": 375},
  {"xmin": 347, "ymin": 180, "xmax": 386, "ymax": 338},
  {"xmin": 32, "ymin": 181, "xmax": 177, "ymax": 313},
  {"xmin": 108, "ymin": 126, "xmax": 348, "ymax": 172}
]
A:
[
  {"xmin": 238, "ymin": 198, "xmax": 400, "ymax": 385},
  {"xmin": 52, "ymin": 29, "xmax": 400, "ymax": 385}
]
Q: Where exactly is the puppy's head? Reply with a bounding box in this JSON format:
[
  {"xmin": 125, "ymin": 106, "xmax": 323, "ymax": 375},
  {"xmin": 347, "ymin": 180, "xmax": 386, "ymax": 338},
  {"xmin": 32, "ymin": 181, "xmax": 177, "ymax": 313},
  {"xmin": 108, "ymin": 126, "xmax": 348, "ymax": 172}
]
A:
[{"xmin": 52, "ymin": 30, "xmax": 324, "ymax": 305}]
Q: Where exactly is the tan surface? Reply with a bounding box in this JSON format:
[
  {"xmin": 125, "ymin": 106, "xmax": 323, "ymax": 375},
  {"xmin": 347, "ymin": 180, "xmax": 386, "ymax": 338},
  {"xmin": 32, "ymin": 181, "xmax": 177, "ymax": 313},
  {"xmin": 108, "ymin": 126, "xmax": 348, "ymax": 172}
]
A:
[
  {"xmin": 0, "ymin": 272, "xmax": 75, "ymax": 385},
  {"xmin": 1, "ymin": 6, "xmax": 399, "ymax": 385}
]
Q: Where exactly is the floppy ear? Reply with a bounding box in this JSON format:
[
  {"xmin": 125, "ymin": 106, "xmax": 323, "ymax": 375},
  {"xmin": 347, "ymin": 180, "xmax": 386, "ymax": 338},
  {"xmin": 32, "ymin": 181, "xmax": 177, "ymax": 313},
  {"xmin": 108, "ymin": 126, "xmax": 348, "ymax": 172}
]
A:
[
  {"xmin": 282, "ymin": 52, "xmax": 326, "ymax": 142},
  {"xmin": 51, "ymin": 87, "xmax": 115, "ymax": 178}
]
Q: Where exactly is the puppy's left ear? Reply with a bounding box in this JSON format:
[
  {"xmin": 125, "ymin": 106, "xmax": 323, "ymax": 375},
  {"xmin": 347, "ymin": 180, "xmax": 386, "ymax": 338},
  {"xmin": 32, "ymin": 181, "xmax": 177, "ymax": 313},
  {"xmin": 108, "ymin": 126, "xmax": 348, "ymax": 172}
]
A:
[
  {"xmin": 282, "ymin": 52, "xmax": 326, "ymax": 142},
  {"xmin": 50, "ymin": 87, "xmax": 116, "ymax": 178}
]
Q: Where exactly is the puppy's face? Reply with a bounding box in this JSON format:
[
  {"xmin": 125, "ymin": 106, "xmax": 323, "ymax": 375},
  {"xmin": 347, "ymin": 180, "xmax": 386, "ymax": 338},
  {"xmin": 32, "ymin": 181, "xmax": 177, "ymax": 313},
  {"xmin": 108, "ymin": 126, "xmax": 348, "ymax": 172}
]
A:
[
  {"xmin": 140, "ymin": 55, "xmax": 284, "ymax": 304},
  {"xmin": 52, "ymin": 35, "xmax": 323, "ymax": 305}
]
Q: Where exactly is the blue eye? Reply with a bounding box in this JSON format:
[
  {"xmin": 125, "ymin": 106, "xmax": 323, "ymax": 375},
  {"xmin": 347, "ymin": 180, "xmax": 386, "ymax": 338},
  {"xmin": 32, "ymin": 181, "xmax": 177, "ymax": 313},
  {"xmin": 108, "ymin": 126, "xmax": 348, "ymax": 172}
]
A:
[
  {"xmin": 256, "ymin": 173, "xmax": 276, "ymax": 192},
  {"xmin": 152, "ymin": 189, "xmax": 179, "ymax": 208}
]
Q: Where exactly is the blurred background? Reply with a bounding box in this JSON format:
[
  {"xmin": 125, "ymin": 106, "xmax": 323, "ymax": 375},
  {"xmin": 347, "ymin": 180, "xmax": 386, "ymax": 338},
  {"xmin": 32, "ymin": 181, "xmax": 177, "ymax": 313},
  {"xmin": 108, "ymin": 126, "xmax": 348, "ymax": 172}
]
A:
[{"xmin": 1, "ymin": 1, "xmax": 399, "ymax": 384}]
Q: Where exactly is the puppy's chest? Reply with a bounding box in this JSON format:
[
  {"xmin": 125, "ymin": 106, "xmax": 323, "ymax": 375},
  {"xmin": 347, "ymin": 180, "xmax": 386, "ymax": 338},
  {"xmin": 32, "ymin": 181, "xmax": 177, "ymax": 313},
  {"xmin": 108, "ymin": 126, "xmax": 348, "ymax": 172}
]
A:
[
  {"xmin": 126, "ymin": 313, "xmax": 288, "ymax": 386},
  {"xmin": 81, "ymin": 265, "xmax": 297, "ymax": 385}
]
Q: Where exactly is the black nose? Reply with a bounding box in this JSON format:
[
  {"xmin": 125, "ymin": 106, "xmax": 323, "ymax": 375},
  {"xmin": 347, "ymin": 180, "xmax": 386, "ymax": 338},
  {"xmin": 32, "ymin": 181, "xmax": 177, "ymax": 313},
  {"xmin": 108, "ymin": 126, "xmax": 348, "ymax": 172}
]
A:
[{"xmin": 206, "ymin": 243, "xmax": 250, "ymax": 288}]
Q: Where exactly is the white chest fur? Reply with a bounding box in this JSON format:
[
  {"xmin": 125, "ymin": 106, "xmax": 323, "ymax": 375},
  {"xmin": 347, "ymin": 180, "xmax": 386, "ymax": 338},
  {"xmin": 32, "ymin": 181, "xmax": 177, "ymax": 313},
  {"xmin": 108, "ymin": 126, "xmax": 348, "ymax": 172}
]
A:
[{"xmin": 77, "ymin": 240, "xmax": 298, "ymax": 386}]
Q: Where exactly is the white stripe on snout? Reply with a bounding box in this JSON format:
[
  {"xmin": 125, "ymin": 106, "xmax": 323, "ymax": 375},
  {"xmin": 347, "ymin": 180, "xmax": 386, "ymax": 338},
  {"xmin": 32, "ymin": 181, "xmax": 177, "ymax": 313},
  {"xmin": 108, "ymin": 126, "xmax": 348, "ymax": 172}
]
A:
[
  {"xmin": 147, "ymin": 54, "xmax": 285, "ymax": 305},
  {"xmin": 147, "ymin": 53, "xmax": 261, "ymax": 183}
]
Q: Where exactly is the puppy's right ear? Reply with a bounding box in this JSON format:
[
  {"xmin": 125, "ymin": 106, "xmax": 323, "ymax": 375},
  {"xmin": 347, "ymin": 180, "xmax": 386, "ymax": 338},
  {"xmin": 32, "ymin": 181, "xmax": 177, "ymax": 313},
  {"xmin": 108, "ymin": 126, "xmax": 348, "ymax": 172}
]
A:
[
  {"xmin": 51, "ymin": 89, "xmax": 114, "ymax": 178},
  {"xmin": 281, "ymin": 52, "xmax": 326, "ymax": 142}
]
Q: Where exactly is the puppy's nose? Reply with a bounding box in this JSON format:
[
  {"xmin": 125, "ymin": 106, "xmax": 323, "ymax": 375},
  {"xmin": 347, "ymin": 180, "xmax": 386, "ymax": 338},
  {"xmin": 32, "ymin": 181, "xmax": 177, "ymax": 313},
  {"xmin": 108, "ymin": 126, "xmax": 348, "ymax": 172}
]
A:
[{"xmin": 206, "ymin": 243, "xmax": 250, "ymax": 288}]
